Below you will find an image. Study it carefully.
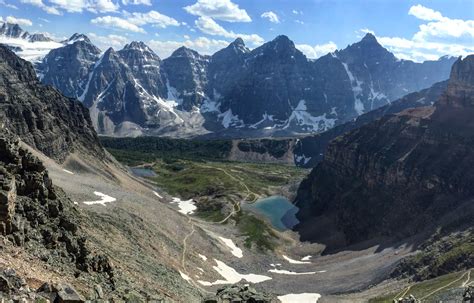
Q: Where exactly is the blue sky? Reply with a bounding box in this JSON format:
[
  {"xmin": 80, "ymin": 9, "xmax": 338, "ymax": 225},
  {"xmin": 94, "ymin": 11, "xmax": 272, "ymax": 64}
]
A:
[{"xmin": 1, "ymin": 0, "xmax": 473, "ymax": 61}]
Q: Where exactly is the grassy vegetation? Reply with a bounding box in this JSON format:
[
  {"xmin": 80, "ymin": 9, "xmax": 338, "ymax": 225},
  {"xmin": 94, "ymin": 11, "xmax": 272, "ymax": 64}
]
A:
[
  {"xmin": 104, "ymin": 140, "xmax": 307, "ymax": 251},
  {"xmin": 235, "ymin": 212, "xmax": 278, "ymax": 251},
  {"xmin": 369, "ymin": 271, "xmax": 470, "ymax": 302},
  {"xmin": 101, "ymin": 136, "xmax": 232, "ymax": 164}
]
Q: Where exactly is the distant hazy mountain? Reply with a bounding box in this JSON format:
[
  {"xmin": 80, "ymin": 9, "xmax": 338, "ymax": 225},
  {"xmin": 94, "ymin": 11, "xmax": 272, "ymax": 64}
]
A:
[{"xmin": 2, "ymin": 22, "xmax": 457, "ymax": 137}]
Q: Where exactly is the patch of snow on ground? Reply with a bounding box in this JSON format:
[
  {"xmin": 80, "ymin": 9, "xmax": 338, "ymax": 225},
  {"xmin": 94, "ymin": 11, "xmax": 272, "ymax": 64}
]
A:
[
  {"xmin": 278, "ymin": 293, "xmax": 321, "ymax": 303},
  {"xmin": 218, "ymin": 237, "xmax": 243, "ymax": 258},
  {"xmin": 269, "ymin": 269, "xmax": 321, "ymax": 275},
  {"xmin": 198, "ymin": 254, "xmax": 207, "ymax": 261},
  {"xmin": 197, "ymin": 259, "xmax": 271, "ymax": 286},
  {"xmin": 153, "ymin": 191, "xmax": 163, "ymax": 199},
  {"xmin": 179, "ymin": 271, "xmax": 192, "ymax": 283},
  {"xmin": 171, "ymin": 197, "xmax": 197, "ymax": 215},
  {"xmin": 83, "ymin": 192, "xmax": 117, "ymax": 206},
  {"xmin": 301, "ymin": 255, "xmax": 312, "ymax": 261},
  {"xmin": 282, "ymin": 255, "xmax": 311, "ymax": 264},
  {"xmin": 62, "ymin": 169, "xmax": 74, "ymax": 175}
]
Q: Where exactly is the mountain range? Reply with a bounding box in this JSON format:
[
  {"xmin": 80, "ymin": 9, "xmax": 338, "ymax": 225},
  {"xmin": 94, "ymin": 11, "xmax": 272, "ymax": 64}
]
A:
[{"xmin": 1, "ymin": 22, "xmax": 456, "ymax": 138}]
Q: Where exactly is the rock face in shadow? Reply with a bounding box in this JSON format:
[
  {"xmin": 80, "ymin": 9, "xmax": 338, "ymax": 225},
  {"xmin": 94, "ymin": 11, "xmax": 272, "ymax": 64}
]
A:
[
  {"xmin": 0, "ymin": 44, "xmax": 104, "ymax": 162},
  {"xmin": 0, "ymin": 133, "xmax": 114, "ymax": 280},
  {"xmin": 294, "ymin": 55, "xmax": 474, "ymax": 252}
]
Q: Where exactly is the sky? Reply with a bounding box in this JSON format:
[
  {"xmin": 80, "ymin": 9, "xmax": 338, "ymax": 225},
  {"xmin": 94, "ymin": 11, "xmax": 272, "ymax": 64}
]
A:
[{"xmin": 0, "ymin": 0, "xmax": 473, "ymax": 62}]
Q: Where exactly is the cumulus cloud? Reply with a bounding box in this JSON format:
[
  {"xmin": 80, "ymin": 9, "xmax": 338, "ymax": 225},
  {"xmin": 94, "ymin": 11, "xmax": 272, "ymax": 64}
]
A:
[
  {"xmin": 408, "ymin": 4, "xmax": 444, "ymax": 21},
  {"xmin": 47, "ymin": 0, "xmax": 119, "ymax": 14},
  {"xmin": 195, "ymin": 16, "xmax": 263, "ymax": 45},
  {"xmin": 357, "ymin": 5, "xmax": 474, "ymax": 62},
  {"xmin": 184, "ymin": 0, "xmax": 251, "ymax": 23},
  {"xmin": 91, "ymin": 9, "xmax": 181, "ymax": 33},
  {"xmin": 4, "ymin": 15, "xmax": 33, "ymax": 26},
  {"xmin": 296, "ymin": 41, "xmax": 337, "ymax": 59},
  {"xmin": 261, "ymin": 11, "xmax": 279, "ymax": 23},
  {"xmin": 122, "ymin": 0, "xmax": 151, "ymax": 5},
  {"xmin": 91, "ymin": 16, "xmax": 145, "ymax": 33},
  {"xmin": 88, "ymin": 32, "xmax": 129, "ymax": 50},
  {"xmin": 148, "ymin": 36, "xmax": 230, "ymax": 58},
  {"xmin": 126, "ymin": 10, "xmax": 181, "ymax": 28},
  {"xmin": 20, "ymin": 0, "xmax": 61, "ymax": 15}
]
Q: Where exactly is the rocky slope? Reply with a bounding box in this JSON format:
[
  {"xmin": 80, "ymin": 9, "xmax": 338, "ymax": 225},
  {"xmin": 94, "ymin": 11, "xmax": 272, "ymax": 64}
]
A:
[
  {"xmin": 26, "ymin": 27, "xmax": 455, "ymax": 137},
  {"xmin": 0, "ymin": 132, "xmax": 114, "ymax": 301},
  {"xmin": 0, "ymin": 45, "xmax": 104, "ymax": 162},
  {"xmin": 294, "ymin": 55, "xmax": 474, "ymax": 257}
]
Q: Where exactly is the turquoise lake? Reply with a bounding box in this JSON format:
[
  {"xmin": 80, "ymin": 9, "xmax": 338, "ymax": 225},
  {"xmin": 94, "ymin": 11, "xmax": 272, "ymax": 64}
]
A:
[{"xmin": 244, "ymin": 196, "xmax": 300, "ymax": 231}]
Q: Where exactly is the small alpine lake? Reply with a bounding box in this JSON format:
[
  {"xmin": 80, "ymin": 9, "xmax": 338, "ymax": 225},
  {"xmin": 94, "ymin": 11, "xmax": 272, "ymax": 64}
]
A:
[{"xmin": 243, "ymin": 196, "xmax": 299, "ymax": 231}]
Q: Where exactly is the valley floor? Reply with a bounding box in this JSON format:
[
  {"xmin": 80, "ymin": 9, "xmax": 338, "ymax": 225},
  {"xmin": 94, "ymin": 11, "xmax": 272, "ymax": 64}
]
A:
[{"xmin": 17, "ymin": 140, "xmax": 471, "ymax": 302}]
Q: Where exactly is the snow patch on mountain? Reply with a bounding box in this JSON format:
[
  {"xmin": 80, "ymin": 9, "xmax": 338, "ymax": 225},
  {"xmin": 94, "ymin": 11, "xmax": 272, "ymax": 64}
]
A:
[
  {"xmin": 284, "ymin": 100, "xmax": 336, "ymax": 132},
  {"xmin": 340, "ymin": 62, "xmax": 365, "ymax": 115}
]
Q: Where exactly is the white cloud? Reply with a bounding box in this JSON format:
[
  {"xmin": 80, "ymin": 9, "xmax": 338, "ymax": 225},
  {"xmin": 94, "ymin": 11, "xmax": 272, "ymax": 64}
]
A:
[
  {"xmin": 261, "ymin": 11, "xmax": 279, "ymax": 24},
  {"xmin": 195, "ymin": 16, "xmax": 263, "ymax": 46},
  {"xmin": 47, "ymin": 0, "xmax": 119, "ymax": 14},
  {"xmin": 295, "ymin": 20, "xmax": 304, "ymax": 25},
  {"xmin": 357, "ymin": 5, "xmax": 474, "ymax": 62},
  {"xmin": 122, "ymin": 0, "xmax": 151, "ymax": 5},
  {"xmin": 184, "ymin": 0, "xmax": 251, "ymax": 23},
  {"xmin": 38, "ymin": 17, "xmax": 50, "ymax": 23},
  {"xmin": 148, "ymin": 36, "xmax": 230, "ymax": 58},
  {"xmin": 292, "ymin": 10, "xmax": 302, "ymax": 15},
  {"xmin": 127, "ymin": 10, "xmax": 181, "ymax": 28},
  {"xmin": 91, "ymin": 10, "xmax": 181, "ymax": 33},
  {"xmin": 91, "ymin": 16, "xmax": 145, "ymax": 33},
  {"xmin": 408, "ymin": 4, "xmax": 444, "ymax": 21},
  {"xmin": 296, "ymin": 41, "xmax": 337, "ymax": 59},
  {"xmin": 5, "ymin": 15, "xmax": 33, "ymax": 26},
  {"xmin": 88, "ymin": 32, "xmax": 128, "ymax": 49},
  {"xmin": 20, "ymin": 0, "xmax": 61, "ymax": 15},
  {"xmin": 0, "ymin": 0, "xmax": 18, "ymax": 9}
]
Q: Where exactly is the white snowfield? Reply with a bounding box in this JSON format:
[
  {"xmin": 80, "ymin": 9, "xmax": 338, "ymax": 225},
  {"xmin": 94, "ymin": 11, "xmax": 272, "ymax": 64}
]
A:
[
  {"xmin": 62, "ymin": 169, "xmax": 74, "ymax": 175},
  {"xmin": 178, "ymin": 271, "xmax": 192, "ymax": 283},
  {"xmin": 198, "ymin": 254, "xmax": 207, "ymax": 261},
  {"xmin": 218, "ymin": 236, "xmax": 243, "ymax": 258},
  {"xmin": 0, "ymin": 36, "xmax": 63, "ymax": 63},
  {"xmin": 170, "ymin": 197, "xmax": 197, "ymax": 215},
  {"xmin": 269, "ymin": 269, "xmax": 323, "ymax": 275},
  {"xmin": 83, "ymin": 192, "xmax": 117, "ymax": 206},
  {"xmin": 301, "ymin": 255, "xmax": 312, "ymax": 261},
  {"xmin": 197, "ymin": 259, "xmax": 271, "ymax": 286},
  {"xmin": 282, "ymin": 255, "xmax": 311, "ymax": 264},
  {"xmin": 278, "ymin": 293, "xmax": 321, "ymax": 303}
]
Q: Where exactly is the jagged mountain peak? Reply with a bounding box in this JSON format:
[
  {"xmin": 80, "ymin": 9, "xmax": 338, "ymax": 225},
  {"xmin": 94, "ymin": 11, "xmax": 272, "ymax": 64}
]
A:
[
  {"xmin": 228, "ymin": 37, "xmax": 249, "ymax": 53},
  {"xmin": 361, "ymin": 32, "xmax": 378, "ymax": 43},
  {"xmin": 0, "ymin": 22, "xmax": 29, "ymax": 39},
  {"xmin": 62, "ymin": 33, "xmax": 93, "ymax": 45},
  {"xmin": 170, "ymin": 46, "xmax": 206, "ymax": 60},
  {"xmin": 437, "ymin": 55, "xmax": 474, "ymax": 108},
  {"xmin": 123, "ymin": 41, "xmax": 152, "ymax": 52},
  {"xmin": 449, "ymin": 55, "xmax": 474, "ymax": 86}
]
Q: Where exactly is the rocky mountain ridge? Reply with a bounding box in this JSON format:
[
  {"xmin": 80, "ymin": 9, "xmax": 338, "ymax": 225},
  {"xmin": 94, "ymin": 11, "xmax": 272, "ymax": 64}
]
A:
[
  {"xmin": 0, "ymin": 44, "xmax": 104, "ymax": 162},
  {"xmin": 294, "ymin": 55, "xmax": 474, "ymax": 257},
  {"xmin": 1, "ymin": 21, "xmax": 454, "ymax": 137}
]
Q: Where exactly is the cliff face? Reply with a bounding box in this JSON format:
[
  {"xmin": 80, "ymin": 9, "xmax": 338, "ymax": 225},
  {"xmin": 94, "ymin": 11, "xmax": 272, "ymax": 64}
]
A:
[
  {"xmin": 294, "ymin": 55, "xmax": 474, "ymax": 251},
  {"xmin": 0, "ymin": 45, "xmax": 103, "ymax": 162}
]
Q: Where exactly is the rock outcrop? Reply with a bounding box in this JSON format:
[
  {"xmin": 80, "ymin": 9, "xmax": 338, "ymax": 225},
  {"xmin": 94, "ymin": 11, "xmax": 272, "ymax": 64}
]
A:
[
  {"xmin": 203, "ymin": 284, "xmax": 275, "ymax": 303},
  {"xmin": 294, "ymin": 55, "xmax": 474, "ymax": 253},
  {"xmin": 0, "ymin": 44, "xmax": 104, "ymax": 162},
  {"xmin": 0, "ymin": 133, "xmax": 114, "ymax": 280}
]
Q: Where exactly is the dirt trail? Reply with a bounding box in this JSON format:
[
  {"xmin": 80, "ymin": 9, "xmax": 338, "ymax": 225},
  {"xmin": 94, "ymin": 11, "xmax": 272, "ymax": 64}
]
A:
[{"xmin": 420, "ymin": 271, "xmax": 469, "ymax": 300}]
